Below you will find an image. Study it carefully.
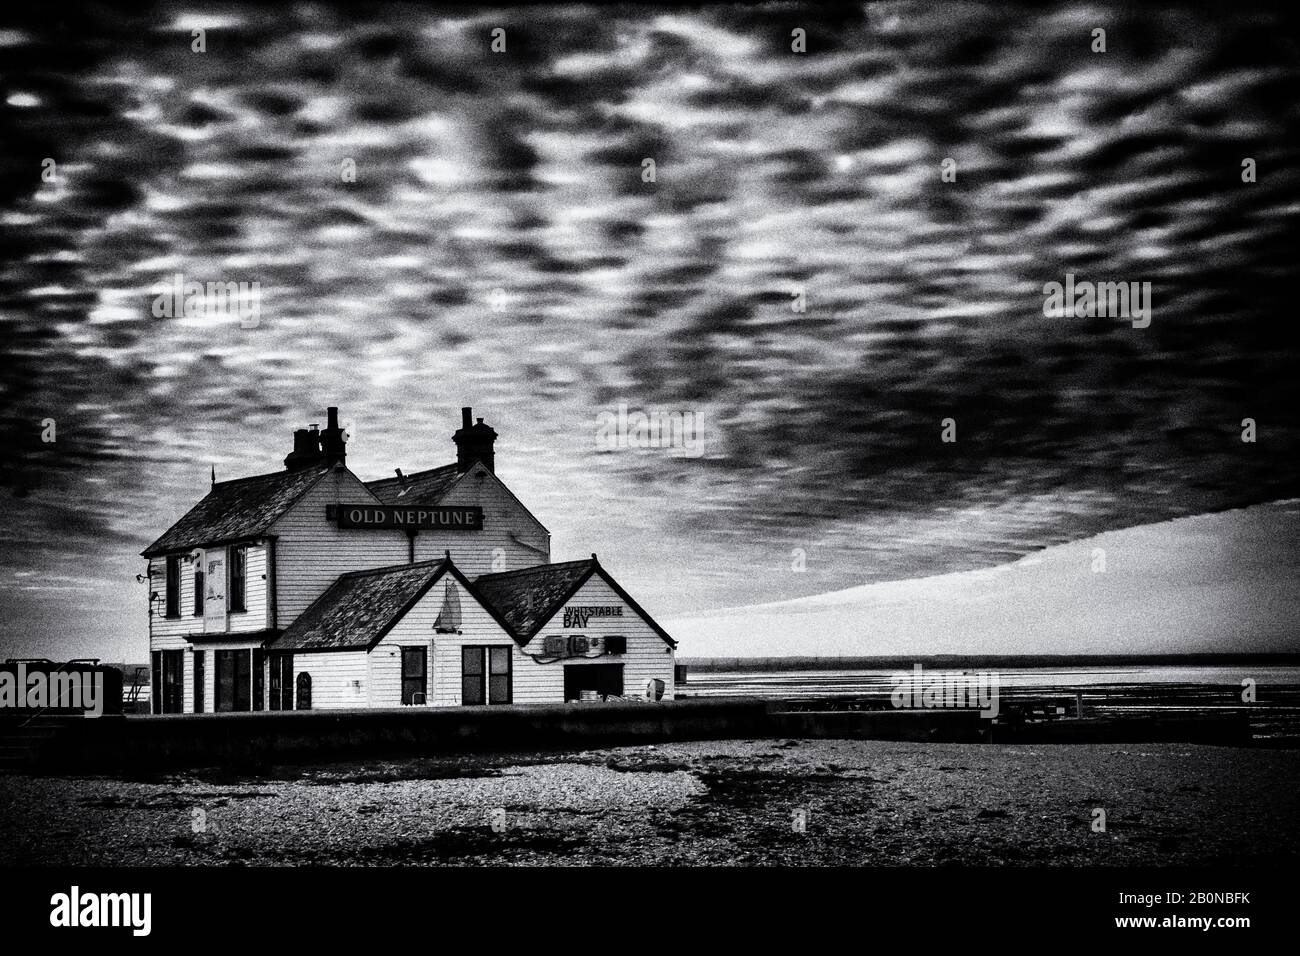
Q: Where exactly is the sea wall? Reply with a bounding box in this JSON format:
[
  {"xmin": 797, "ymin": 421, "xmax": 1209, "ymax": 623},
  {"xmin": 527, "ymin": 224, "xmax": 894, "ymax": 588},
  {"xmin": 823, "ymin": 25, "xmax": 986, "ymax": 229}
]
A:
[{"xmin": 46, "ymin": 698, "xmax": 777, "ymax": 771}]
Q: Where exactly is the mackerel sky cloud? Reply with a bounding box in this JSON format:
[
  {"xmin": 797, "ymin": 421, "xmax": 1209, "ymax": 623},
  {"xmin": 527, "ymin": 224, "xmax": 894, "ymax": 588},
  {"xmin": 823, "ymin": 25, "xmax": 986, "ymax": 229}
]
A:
[{"xmin": 1, "ymin": 3, "xmax": 1297, "ymax": 660}]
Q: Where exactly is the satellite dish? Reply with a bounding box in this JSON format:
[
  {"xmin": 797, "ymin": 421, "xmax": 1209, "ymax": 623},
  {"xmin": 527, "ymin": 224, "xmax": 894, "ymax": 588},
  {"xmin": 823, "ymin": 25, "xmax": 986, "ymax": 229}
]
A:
[{"xmin": 643, "ymin": 678, "xmax": 665, "ymax": 701}]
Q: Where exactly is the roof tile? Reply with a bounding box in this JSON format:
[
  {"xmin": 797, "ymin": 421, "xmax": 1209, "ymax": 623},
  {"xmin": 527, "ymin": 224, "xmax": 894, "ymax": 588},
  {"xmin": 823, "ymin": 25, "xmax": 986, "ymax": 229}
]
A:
[
  {"xmin": 364, "ymin": 463, "xmax": 461, "ymax": 505},
  {"xmin": 473, "ymin": 559, "xmax": 595, "ymax": 641},
  {"xmin": 142, "ymin": 466, "xmax": 329, "ymax": 557},
  {"xmin": 271, "ymin": 560, "xmax": 448, "ymax": 651}
]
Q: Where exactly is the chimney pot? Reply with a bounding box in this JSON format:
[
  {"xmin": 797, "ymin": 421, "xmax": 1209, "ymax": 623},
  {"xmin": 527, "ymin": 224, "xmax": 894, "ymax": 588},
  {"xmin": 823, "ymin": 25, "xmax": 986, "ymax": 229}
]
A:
[
  {"xmin": 285, "ymin": 424, "xmax": 324, "ymax": 471},
  {"xmin": 453, "ymin": 406, "xmax": 497, "ymax": 473},
  {"xmin": 320, "ymin": 405, "xmax": 347, "ymax": 467}
]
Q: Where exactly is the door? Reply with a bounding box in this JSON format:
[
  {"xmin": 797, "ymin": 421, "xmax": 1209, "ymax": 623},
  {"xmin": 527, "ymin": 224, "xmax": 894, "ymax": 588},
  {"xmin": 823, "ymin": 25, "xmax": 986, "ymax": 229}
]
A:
[
  {"xmin": 269, "ymin": 655, "xmax": 293, "ymax": 711},
  {"xmin": 252, "ymin": 648, "xmax": 264, "ymax": 711},
  {"xmin": 151, "ymin": 650, "xmax": 185, "ymax": 714},
  {"xmin": 215, "ymin": 649, "xmax": 252, "ymax": 712},
  {"xmin": 194, "ymin": 651, "xmax": 205, "ymax": 713},
  {"xmin": 401, "ymin": 647, "xmax": 427, "ymax": 705},
  {"xmin": 155, "ymin": 650, "xmax": 184, "ymax": 713}
]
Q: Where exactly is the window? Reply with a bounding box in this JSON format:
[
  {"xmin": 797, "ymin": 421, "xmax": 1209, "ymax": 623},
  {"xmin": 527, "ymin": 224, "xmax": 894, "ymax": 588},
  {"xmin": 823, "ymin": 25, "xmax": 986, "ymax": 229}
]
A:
[
  {"xmin": 164, "ymin": 556, "xmax": 181, "ymax": 618},
  {"xmin": 296, "ymin": 672, "xmax": 312, "ymax": 710},
  {"xmin": 269, "ymin": 655, "xmax": 293, "ymax": 711},
  {"xmin": 194, "ymin": 651, "xmax": 205, "ymax": 713},
  {"xmin": 461, "ymin": 646, "xmax": 511, "ymax": 706},
  {"xmin": 401, "ymin": 647, "xmax": 427, "ymax": 705},
  {"xmin": 215, "ymin": 649, "xmax": 252, "ymax": 712},
  {"xmin": 488, "ymin": 647, "xmax": 510, "ymax": 705},
  {"xmin": 194, "ymin": 568, "xmax": 205, "ymax": 616},
  {"xmin": 253, "ymin": 648, "xmax": 265, "ymax": 711},
  {"xmin": 229, "ymin": 545, "xmax": 247, "ymax": 612},
  {"xmin": 564, "ymin": 663, "xmax": 624, "ymax": 701},
  {"xmin": 151, "ymin": 649, "xmax": 184, "ymax": 713}
]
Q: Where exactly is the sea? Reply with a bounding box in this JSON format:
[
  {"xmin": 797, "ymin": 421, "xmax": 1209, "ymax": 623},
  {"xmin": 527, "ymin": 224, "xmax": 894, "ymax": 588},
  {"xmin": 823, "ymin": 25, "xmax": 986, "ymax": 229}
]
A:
[{"xmin": 675, "ymin": 663, "xmax": 1300, "ymax": 741}]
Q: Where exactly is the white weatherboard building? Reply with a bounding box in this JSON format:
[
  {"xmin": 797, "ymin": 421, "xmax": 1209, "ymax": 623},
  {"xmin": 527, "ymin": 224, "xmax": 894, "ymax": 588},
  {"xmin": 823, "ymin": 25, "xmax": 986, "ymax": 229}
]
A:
[{"xmin": 142, "ymin": 407, "xmax": 677, "ymax": 713}]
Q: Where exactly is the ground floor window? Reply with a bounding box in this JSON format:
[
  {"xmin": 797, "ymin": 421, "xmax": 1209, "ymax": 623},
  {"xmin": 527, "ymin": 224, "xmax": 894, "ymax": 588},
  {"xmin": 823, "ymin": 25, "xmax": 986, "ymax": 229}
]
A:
[
  {"xmin": 461, "ymin": 646, "xmax": 511, "ymax": 705},
  {"xmin": 151, "ymin": 649, "xmax": 184, "ymax": 714},
  {"xmin": 296, "ymin": 672, "xmax": 312, "ymax": 710},
  {"xmin": 194, "ymin": 650, "xmax": 205, "ymax": 713},
  {"xmin": 564, "ymin": 663, "xmax": 624, "ymax": 701},
  {"xmin": 214, "ymin": 649, "xmax": 252, "ymax": 712},
  {"xmin": 401, "ymin": 647, "xmax": 427, "ymax": 705},
  {"xmin": 252, "ymin": 648, "xmax": 265, "ymax": 711},
  {"xmin": 268, "ymin": 654, "xmax": 293, "ymax": 711}
]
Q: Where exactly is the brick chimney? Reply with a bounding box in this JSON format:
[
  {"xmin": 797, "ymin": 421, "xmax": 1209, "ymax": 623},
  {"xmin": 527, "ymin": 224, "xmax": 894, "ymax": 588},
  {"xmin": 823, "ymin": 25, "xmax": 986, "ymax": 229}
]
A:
[
  {"xmin": 285, "ymin": 407, "xmax": 347, "ymax": 471},
  {"xmin": 452, "ymin": 406, "xmax": 497, "ymax": 473},
  {"xmin": 283, "ymin": 426, "xmax": 322, "ymax": 471},
  {"xmin": 320, "ymin": 406, "xmax": 347, "ymax": 467}
]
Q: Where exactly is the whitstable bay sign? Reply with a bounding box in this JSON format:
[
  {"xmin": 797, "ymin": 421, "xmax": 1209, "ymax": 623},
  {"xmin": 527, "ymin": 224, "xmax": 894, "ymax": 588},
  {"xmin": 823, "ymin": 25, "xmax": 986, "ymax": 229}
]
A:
[{"xmin": 329, "ymin": 504, "xmax": 484, "ymax": 531}]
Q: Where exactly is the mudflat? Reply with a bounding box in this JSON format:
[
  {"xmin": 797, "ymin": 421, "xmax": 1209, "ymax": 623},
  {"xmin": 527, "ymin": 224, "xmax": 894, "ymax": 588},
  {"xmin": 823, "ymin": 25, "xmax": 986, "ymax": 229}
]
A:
[{"xmin": 2, "ymin": 739, "xmax": 1296, "ymax": 866}]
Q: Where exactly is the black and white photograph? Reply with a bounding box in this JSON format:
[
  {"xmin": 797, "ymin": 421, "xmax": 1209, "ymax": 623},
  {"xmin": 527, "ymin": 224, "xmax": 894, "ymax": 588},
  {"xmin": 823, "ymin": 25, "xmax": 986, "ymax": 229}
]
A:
[{"xmin": 1, "ymin": 0, "xmax": 1296, "ymax": 940}]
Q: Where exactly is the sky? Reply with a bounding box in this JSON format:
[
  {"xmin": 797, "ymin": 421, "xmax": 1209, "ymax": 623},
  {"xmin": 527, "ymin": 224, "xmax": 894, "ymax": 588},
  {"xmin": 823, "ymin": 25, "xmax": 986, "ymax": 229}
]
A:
[
  {"xmin": 0, "ymin": 3, "xmax": 1297, "ymax": 661},
  {"xmin": 667, "ymin": 499, "xmax": 1300, "ymax": 656}
]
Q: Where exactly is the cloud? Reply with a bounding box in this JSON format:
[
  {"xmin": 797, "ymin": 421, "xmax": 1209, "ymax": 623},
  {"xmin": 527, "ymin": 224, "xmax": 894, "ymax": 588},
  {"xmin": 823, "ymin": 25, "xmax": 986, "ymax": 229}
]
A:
[{"xmin": 1, "ymin": 2, "xmax": 1297, "ymax": 659}]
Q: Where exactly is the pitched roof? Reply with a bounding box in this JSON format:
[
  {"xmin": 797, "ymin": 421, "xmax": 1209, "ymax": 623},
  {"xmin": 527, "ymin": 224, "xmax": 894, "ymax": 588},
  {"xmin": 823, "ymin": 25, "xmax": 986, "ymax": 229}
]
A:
[
  {"xmin": 271, "ymin": 559, "xmax": 452, "ymax": 652},
  {"xmin": 473, "ymin": 559, "xmax": 678, "ymax": 648},
  {"xmin": 364, "ymin": 463, "xmax": 461, "ymax": 505},
  {"xmin": 473, "ymin": 559, "xmax": 598, "ymax": 641},
  {"xmin": 142, "ymin": 466, "xmax": 330, "ymax": 557},
  {"xmin": 268, "ymin": 555, "xmax": 676, "ymax": 654}
]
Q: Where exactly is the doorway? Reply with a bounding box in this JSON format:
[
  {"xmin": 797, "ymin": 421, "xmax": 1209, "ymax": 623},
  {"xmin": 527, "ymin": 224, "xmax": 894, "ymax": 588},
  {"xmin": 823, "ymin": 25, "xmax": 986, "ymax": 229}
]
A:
[
  {"xmin": 564, "ymin": 663, "xmax": 624, "ymax": 701},
  {"xmin": 401, "ymin": 647, "xmax": 427, "ymax": 705},
  {"xmin": 214, "ymin": 649, "xmax": 252, "ymax": 712},
  {"xmin": 151, "ymin": 649, "xmax": 184, "ymax": 714}
]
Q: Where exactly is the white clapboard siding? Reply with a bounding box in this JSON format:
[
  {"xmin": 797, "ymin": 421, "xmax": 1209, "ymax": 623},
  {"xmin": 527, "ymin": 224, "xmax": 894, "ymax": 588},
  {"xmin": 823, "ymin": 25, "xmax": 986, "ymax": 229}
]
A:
[
  {"xmin": 147, "ymin": 543, "xmax": 269, "ymax": 644},
  {"xmin": 370, "ymin": 573, "xmax": 516, "ymax": 707},
  {"xmin": 146, "ymin": 555, "xmax": 199, "ymax": 651},
  {"xmin": 227, "ymin": 544, "xmax": 268, "ymax": 633},
  {"xmin": 270, "ymin": 469, "xmax": 409, "ymax": 626},
  {"xmin": 413, "ymin": 467, "xmax": 550, "ymax": 575},
  {"xmin": 367, "ymin": 569, "xmax": 674, "ymax": 707},
  {"xmin": 520, "ymin": 575, "xmax": 676, "ymax": 701},
  {"xmin": 292, "ymin": 651, "xmax": 369, "ymax": 710},
  {"xmin": 190, "ymin": 640, "xmax": 266, "ymax": 713}
]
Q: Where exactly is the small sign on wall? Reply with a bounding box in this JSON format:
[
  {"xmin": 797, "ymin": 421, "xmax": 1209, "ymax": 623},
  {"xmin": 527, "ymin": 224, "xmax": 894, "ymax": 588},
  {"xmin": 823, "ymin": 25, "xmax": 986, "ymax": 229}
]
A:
[
  {"xmin": 203, "ymin": 547, "xmax": 227, "ymax": 633},
  {"xmin": 562, "ymin": 606, "xmax": 624, "ymax": 628}
]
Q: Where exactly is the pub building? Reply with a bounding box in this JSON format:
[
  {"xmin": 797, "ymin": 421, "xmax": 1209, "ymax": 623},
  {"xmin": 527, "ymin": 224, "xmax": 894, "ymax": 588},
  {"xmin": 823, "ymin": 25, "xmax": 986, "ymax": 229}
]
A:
[{"xmin": 142, "ymin": 406, "xmax": 677, "ymax": 713}]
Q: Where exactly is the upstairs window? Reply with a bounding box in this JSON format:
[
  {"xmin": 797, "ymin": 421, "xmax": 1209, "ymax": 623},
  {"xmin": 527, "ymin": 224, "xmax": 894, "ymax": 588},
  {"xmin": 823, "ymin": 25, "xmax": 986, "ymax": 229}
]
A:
[
  {"xmin": 164, "ymin": 556, "xmax": 181, "ymax": 618},
  {"xmin": 194, "ymin": 567, "xmax": 205, "ymax": 616},
  {"xmin": 229, "ymin": 545, "xmax": 247, "ymax": 612}
]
